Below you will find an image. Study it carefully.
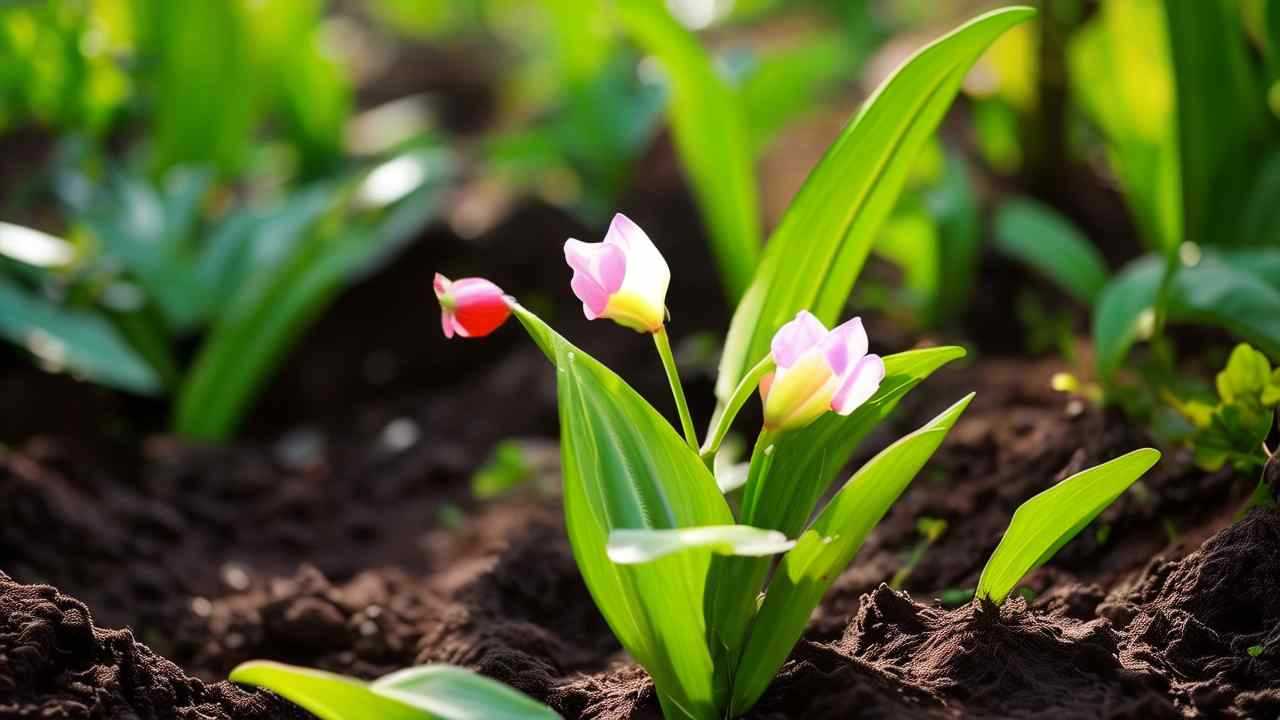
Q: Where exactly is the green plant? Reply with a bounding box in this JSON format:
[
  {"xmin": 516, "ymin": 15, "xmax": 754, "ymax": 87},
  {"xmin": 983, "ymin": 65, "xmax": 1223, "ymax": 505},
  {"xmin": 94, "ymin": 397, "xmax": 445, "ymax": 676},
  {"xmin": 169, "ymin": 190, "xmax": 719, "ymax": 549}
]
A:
[
  {"xmin": 976, "ymin": 449, "xmax": 1161, "ymax": 605},
  {"xmin": 229, "ymin": 661, "xmax": 562, "ymax": 720},
  {"xmin": 439, "ymin": 10, "xmax": 1157, "ymax": 718}
]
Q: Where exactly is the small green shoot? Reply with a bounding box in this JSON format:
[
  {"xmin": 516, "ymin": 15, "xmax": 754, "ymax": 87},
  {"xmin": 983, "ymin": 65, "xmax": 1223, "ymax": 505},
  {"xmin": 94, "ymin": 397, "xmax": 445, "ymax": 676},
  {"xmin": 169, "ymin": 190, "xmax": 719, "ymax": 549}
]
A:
[
  {"xmin": 889, "ymin": 516, "xmax": 948, "ymax": 590},
  {"xmin": 976, "ymin": 448, "xmax": 1161, "ymax": 606},
  {"xmin": 1248, "ymin": 645, "xmax": 1265, "ymax": 658}
]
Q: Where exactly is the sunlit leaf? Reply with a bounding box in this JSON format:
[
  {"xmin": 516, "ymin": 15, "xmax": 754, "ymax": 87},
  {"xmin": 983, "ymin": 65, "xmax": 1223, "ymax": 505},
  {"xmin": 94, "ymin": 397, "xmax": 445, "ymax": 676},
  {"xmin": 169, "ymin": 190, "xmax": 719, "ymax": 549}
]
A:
[
  {"xmin": 975, "ymin": 449, "xmax": 1161, "ymax": 605},
  {"xmin": 230, "ymin": 662, "xmax": 424, "ymax": 720},
  {"xmin": 994, "ymin": 197, "xmax": 1109, "ymax": 304},
  {"xmin": 373, "ymin": 665, "xmax": 563, "ymax": 720},
  {"xmin": 729, "ymin": 394, "xmax": 973, "ymax": 714},
  {"xmin": 716, "ymin": 7, "xmax": 1034, "ymax": 403}
]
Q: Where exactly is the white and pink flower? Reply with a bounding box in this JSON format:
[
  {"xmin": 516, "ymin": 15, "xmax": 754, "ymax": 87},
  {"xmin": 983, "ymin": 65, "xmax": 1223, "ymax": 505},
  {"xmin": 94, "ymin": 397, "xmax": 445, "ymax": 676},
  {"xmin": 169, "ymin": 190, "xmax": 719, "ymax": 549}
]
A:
[
  {"xmin": 564, "ymin": 213, "xmax": 670, "ymax": 333},
  {"xmin": 760, "ymin": 311, "xmax": 885, "ymax": 431}
]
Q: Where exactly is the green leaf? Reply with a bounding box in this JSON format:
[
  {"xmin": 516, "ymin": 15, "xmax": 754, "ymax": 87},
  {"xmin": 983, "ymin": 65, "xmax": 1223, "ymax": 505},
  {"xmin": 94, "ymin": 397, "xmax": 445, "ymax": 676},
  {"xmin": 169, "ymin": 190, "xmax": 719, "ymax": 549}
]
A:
[
  {"xmin": 1162, "ymin": 0, "xmax": 1265, "ymax": 248},
  {"xmin": 729, "ymin": 393, "xmax": 974, "ymax": 715},
  {"xmin": 975, "ymin": 448, "xmax": 1161, "ymax": 605},
  {"xmin": 0, "ymin": 276, "xmax": 162, "ymax": 395},
  {"xmin": 607, "ymin": 525, "xmax": 793, "ymax": 564},
  {"xmin": 373, "ymin": 665, "xmax": 563, "ymax": 720},
  {"xmin": 229, "ymin": 661, "xmax": 562, "ymax": 720},
  {"xmin": 716, "ymin": 6, "xmax": 1034, "ymax": 403},
  {"xmin": 1217, "ymin": 343, "xmax": 1273, "ymax": 403},
  {"xmin": 229, "ymin": 661, "xmax": 424, "ymax": 720},
  {"xmin": 511, "ymin": 304, "xmax": 731, "ymax": 720},
  {"xmin": 1095, "ymin": 252, "xmax": 1280, "ymax": 378},
  {"xmin": 739, "ymin": 33, "xmax": 853, "ymax": 152},
  {"xmin": 994, "ymin": 197, "xmax": 1109, "ymax": 305},
  {"xmin": 614, "ymin": 0, "xmax": 761, "ymax": 300},
  {"xmin": 1093, "ymin": 256, "xmax": 1162, "ymax": 378}
]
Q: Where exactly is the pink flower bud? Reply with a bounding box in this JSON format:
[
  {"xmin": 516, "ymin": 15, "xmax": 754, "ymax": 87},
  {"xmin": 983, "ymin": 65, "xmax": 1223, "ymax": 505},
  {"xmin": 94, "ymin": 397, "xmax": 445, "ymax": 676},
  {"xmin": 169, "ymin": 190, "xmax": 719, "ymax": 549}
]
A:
[
  {"xmin": 434, "ymin": 273, "xmax": 511, "ymax": 339},
  {"xmin": 761, "ymin": 311, "xmax": 885, "ymax": 431},
  {"xmin": 564, "ymin": 213, "xmax": 670, "ymax": 333}
]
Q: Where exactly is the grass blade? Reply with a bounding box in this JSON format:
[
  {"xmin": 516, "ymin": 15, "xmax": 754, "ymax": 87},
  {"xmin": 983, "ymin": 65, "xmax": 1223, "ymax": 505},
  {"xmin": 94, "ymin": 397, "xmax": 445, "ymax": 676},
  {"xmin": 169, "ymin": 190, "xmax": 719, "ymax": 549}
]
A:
[
  {"xmin": 716, "ymin": 6, "xmax": 1035, "ymax": 403},
  {"xmin": 229, "ymin": 661, "xmax": 424, "ymax": 720},
  {"xmin": 373, "ymin": 666, "xmax": 562, "ymax": 720},
  {"xmin": 975, "ymin": 448, "xmax": 1161, "ymax": 605}
]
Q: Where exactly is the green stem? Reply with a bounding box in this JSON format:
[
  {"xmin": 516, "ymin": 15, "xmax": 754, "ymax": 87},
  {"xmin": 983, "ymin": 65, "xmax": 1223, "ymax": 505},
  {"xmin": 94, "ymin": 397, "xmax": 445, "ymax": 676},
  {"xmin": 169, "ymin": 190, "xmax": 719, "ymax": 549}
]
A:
[
  {"xmin": 654, "ymin": 326, "xmax": 699, "ymax": 450},
  {"xmin": 700, "ymin": 355, "xmax": 775, "ymax": 467}
]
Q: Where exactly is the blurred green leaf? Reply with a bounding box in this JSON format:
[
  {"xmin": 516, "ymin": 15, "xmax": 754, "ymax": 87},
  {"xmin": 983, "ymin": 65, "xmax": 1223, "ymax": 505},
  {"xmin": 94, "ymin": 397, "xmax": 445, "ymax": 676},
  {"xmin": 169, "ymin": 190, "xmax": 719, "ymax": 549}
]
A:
[
  {"xmin": 1096, "ymin": 252, "xmax": 1280, "ymax": 377},
  {"xmin": 976, "ymin": 448, "xmax": 1161, "ymax": 605},
  {"xmin": 0, "ymin": 276, "xmax": 162, "ymax": 395},
  {"xmin": 1163, "ymin": 0, "xmax": 1266, "ymax": 248},
  {"xmin": 511, "ymin": 304, "xmax": 731, "ymax": 719},
  {"xmin": 716, "ymin": 7, "xmax": 1034, "ymax": 403},
  {"xmin": 614, "ymin": 0, "xmax": 762, "ymax": 300},
  {"xmin": 739, "ymin": 33, "xmax": 853, "ymax": 151},
  {"xmin": 132, "ymin": 0, "xmax": 257, "ymax": 175},
  {"xmin": 730, "ymin": 393, "xmax": 972, "ymax": 715},
  {"xmin": 471, "ymin": 440, "xmax": 533, "ymax": 499},
  {"xmin": 1217, "ymin": 343, "xmax": 1273, "ymax": 404},
  {"xmin": 994, "ymin": 197, "xmax": 1109, "ymax": 304},
  {"xmin": 1068, "ymin": 0, "xmax": 1180, "ymax": 254}
]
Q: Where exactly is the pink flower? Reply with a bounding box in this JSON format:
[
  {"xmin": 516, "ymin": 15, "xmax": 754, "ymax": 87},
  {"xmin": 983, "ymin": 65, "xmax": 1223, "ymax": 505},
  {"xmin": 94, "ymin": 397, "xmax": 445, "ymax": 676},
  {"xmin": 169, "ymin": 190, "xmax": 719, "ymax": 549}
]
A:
[
  {"xmin": 760, "ymin": 311, "xmax": 885, "ymax": 431},
  {"xmin": 564, "ymin": 213, "xmax": 670, "ymax": 333},
  {"xmin": 434, "ymin": 273, "xmax": 511, "ymax": 339}
]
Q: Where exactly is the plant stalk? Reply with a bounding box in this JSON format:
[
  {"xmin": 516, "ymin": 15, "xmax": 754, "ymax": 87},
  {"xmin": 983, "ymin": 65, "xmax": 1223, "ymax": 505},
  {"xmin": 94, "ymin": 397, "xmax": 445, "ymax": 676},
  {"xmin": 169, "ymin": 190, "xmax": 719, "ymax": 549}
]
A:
[
  {"xmin": 654, "ymin": 326, "xmax": 699, "ymax": 450},
  {"xmin": 700, "ymin": 354, "xmax": 775, "ymax": 467}
]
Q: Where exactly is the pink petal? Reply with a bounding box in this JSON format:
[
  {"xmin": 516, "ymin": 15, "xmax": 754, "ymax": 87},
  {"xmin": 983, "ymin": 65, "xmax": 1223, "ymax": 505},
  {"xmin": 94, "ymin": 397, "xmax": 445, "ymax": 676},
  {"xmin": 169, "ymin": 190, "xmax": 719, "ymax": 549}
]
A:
[
  {"xmin": 565, "ymin": 239, "xmax": 626, "ymax": 320},
  {"xmin": 440, "ymin": 309, "xmax": 455, "ymax": 338},
  {"xmin": 771, "ymin": 311, "xmax": 828, "ymax": 369},
  {"xmin": 821, "ymin": 317, "xmax": 868, "ymax": 376},
  {"xmin": 605, "ymin": 213, "xmax": 645, "ymax": 252},
  {"xmin": 831, "ymin": 354, "xmax": 885, "ymax": 415},
  {"xmin": 433, "ymin": 272, "xmax": 451, "ymax": 298}
]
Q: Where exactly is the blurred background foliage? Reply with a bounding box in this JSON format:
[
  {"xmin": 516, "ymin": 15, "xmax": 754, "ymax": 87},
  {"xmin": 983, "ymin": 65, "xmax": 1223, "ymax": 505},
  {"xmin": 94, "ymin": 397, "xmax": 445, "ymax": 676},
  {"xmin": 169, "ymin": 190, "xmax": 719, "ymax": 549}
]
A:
[{"xmin": 0, "ymin": 0, "xmax": 1277, "ymax": 442}]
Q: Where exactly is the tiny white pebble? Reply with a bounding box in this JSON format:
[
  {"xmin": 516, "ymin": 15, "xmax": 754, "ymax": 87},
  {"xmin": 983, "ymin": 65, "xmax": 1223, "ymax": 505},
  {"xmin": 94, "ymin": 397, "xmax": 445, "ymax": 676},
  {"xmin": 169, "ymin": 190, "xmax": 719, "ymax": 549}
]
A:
[
  {"xmin": 221, "ymin": 564, "xmax": 251, "ymax": 591},
  {"xmin": 380, "ymin": 418, "xmax": 420, "ymax": 452},
  {"xmin": 359, "ymin": 620, "xmax": 378, "ymax": 637},
  {"xmin": 190, "ymin": 597, "xmax": 213, "ymax": 617}
]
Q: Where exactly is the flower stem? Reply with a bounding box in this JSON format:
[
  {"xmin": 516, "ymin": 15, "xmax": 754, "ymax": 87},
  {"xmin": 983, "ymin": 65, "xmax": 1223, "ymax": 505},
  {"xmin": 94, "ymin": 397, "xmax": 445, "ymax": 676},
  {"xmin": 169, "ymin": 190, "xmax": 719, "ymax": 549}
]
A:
[
  {"xmin": 654, "ymin": 326, "xmax": 699, "ymax": 450},
  {"xmin": 700, "ymin": 355, "xmax": 775, "ymax": 466}
]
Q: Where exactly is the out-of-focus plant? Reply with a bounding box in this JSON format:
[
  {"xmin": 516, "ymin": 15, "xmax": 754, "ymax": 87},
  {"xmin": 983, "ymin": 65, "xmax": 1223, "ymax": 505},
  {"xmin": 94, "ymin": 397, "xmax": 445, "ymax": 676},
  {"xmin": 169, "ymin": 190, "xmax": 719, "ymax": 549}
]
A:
[
  {"xmin": 0, "ymin": 140, "xmax": 455, "ymax": 440},
  {"xmin": 229, "ymin": 660, "xmax": 562, "ymax": 720},
  {"xmin": 437, "ymin": 11, "xmax": 1153, "ymax": 718}
]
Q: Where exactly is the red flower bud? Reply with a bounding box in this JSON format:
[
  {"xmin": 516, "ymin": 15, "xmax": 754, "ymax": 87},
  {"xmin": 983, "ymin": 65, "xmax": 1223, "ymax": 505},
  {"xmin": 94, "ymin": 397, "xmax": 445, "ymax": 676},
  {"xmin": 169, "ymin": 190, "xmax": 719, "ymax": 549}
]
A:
[{"xmin": 434, "ymin": 273, "xmax": 511, "ymax": 339}]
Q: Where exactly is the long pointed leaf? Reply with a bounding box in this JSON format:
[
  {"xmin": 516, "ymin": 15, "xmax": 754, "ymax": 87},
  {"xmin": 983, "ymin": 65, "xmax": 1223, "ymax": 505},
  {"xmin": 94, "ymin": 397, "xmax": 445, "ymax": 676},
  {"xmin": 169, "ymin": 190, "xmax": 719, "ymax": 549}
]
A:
[
  {"xmin": 373, "ymin": 666, "xmax": 562, "ymax": 720},
  {"xmin": 229, "ymin": 661, "xmax": 425, "ymax": 720},
  {"xmin": 729, "ymin": 393, "xmax": 974, "ymax": 715},
  {"xmin": 715, "ymin": 7, "xmax": 1034, "ymax": 402},
  {"xmin": 975, "ymin": 448, "xmax": 1161, "ymax": 605},
  {"xmin": 512, "ymin": 305, "xmax": 730, "ymax": 720}
]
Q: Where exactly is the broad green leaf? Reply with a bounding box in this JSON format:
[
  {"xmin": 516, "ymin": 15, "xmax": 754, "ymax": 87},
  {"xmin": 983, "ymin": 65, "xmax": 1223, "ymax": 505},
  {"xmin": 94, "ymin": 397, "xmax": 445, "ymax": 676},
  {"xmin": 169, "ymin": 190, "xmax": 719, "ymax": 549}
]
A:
[
  {"xmin": 1163, "ymin": 0, "xmax": 1265, "ymax": 248},
  {"xmin": 929, "ymin": 151, "xmax": 981, "ymax": 323},
  {"xmin": 0, "ymin": 276, "xmax": 162, "ymax": 395},
  {"xmin": 1237, "ymin": 151, "xmax": 1280, "ymax": 247},
  {"xmin": 373, "ymin": 666, "xmax": 563, "ymax": 720},
  {"xmin": 1094, "ymin": 251, "xmax": 1280, "ymax": 378},
  {"xmin": 705, "ymin": 346, "xmax": 964, "ymax": 689},
  {"xmin": 975, "ymin": 448, "xmax": 1161, "ymax": 605},
  {"xmin": 729, "ymin": 393, "xmax": 973, "ymax": 715},
  {"xmin": 512, "ymin": 305, "xmax": 731, "ymax": 720},
  {"xmin": 614, "ymin": 0, "xmax": 760, "ymax": 300},
  {"xmin": 994, "ymin": 197, "xmax": 1109, "ymax": 305},
  {"xmin": 1218, "ymin": 246, "xmax": 1280, "ymax": 288},
  {"xmin": 716, "ymin": 7, "xmax": 1034, "ymax": 403},
  {"xmin": 229, "ymin": 661, "xmax": 423, "ymax": 720},
  {"xmin": 607, "ymin": 525, "xmax": 793, "ymax": 564}
]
